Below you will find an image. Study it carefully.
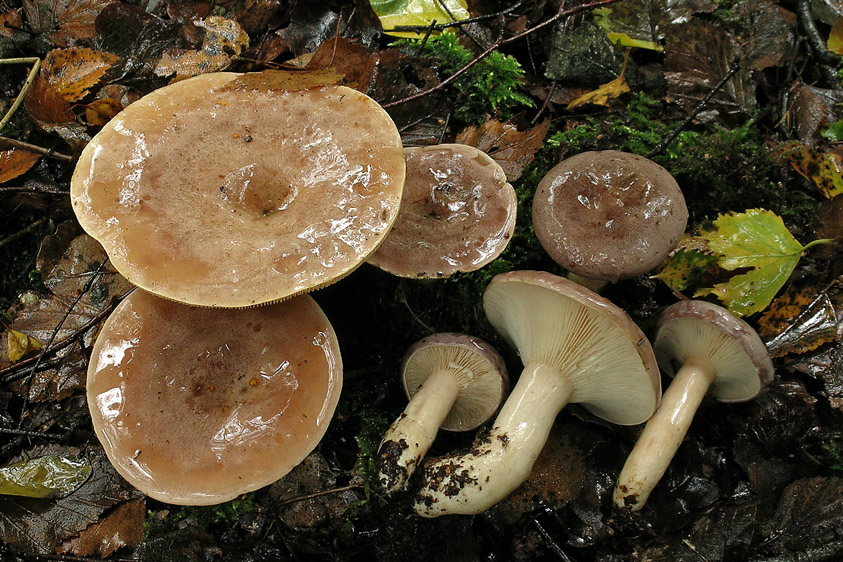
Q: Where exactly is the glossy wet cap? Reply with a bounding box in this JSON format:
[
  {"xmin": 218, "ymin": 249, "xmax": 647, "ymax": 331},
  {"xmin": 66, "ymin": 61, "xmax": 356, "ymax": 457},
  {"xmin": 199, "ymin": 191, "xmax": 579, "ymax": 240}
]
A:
[
  {"xmin": 71, "ymin": 72, "xmax": 405, "ymax": 307},
  {"xmin": 402, "ymin": 333, "xmax": 509, "ymax": 431},
  {"xmin": 532, "ymin": 150, "xmax": 688, "ymax": 282},
  {"xmin": 654, "ymin": 300, "xmax": 774, "ymax": 402},
  {"xmin": 87, "ymin": 289, "xmax": 342, "ymax": 505},
  {"xmin": 368, "ymin": 144, "xmax": 516, "ymax": 278},
  {"xmin": 483, "ymin": 270, "xmax": 661, "ymax": 425}
]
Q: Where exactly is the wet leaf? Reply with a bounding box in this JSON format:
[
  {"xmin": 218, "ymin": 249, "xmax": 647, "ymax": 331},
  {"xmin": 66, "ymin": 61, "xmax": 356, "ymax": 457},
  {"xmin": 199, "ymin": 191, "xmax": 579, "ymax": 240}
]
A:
[
  {"xmin": 0, "ymin": 149, "xmax": 41, "ymax": 184},
  {"xmin": 828, "ymin": 16, "xmax": 843, "ymax": 54},
  {"xmin": 767, "ymin": 477, "xmax": 843, "ymax": 551},
  {"xmin": 305, "ymin": 37, "xmax": 379, "ymax": 92},
  {"xmin": 0, "ymin": 446, "xmax": 136, "ymax": 554},
  {"xmin": 41, "ymin": 47, "xmax": 120, "ymax": 102},
  {"xmin": 785, "ymin": 143, "xmax": 843, "ymax": 199},
  {"xmin": 694, "ymin": 209, "xmax": 832, "ymax": 316},
  {"xmin": 818, "ymin": 195, "xmax": 843, "ymax": 241},
  {"xmin": 566, "ymin": 50, "xmax": 631, "ymax": 110},
  {"xmin": 664, "ymin": 19, "xmax": 756, "ymax": 117},
  {"xmin": 375, "ymin": 0, "xmax": 469, "ymax": 38},
  {"xmin": 791, "ymin": 342, "xmax": 843, "ymax": 410},
  {"xmin": 24, "ymin": 75, "xmax": 75, "ymax": 125},
  {"xmin": 455, "ymin": 118, "xmax": 550, "ymax": 182},
  {"xmin": 154, "ymin": 16, "xmax": 248, "ymax": 80},
  {"xmin": 0, "ymin": 454, "xmax": 90, "ymax": 499},
  {"xmin": 23, "ymin": 0, "xmax": 116, "ymax": 47},
  {"xmin": 95, "ymin": 3, "xmax": 178, "ymax": 70},
  {"xmin": 787, "ymin": 84, "xmax": 843, "ymax": 145},
  {"xmin": 593, "ymin": 0, "xmax": 714, "ymax": 52},
  {"xmin": 759, "ymin": 287, "xmax": 839, "ymax": 357},
  {"xmin": 5, "ymin": 329, "xmax": 43, "ymax": 362},
  {"xmin": 84, "ymin": 97, "xmax": 122, "ymax": 126},
  {"xmin": 652, "ymin": 236, "xmax": 719, "ymax": 292},
  {"xmin": 57, "ymin": 498, "xmax": 145, "ymax": 557},
  {"xmin": 733, "ymin": 0, "xmax": 796, "ymax": 71}
]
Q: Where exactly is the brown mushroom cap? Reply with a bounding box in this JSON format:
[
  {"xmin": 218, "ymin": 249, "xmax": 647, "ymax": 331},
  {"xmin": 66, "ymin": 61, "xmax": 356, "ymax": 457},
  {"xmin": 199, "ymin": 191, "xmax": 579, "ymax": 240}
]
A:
[
  {"xmin": 71, "ymin": 72, "xmax": 405, "ymax": 307},
  {"xmin": 532, "ymin": 150, "xmax": 688, "ymax": 282},
  {"xmin": 367, "ymin": 144, "xmax": 516, "ymax": 278},
  {"xmin": 87, "ymin": 289, "xmax": 342, "ymax": 505},
  {"xmin": 402, "ymin": 332, "xmax": 509, "ymax": 431},
  {"xmin": 654, "ymin": 300, "xmax": 774, "ymax": 402}
]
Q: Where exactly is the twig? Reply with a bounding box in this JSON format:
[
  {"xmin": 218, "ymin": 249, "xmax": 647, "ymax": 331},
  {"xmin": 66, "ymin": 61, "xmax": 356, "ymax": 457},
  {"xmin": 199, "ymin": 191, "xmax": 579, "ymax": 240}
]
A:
[
  {"xmin": 531, "ymin": 82, "xmax": 557, "ymax": 124},
  {"xmin": 0, "ymin": 217, "xmax": 46, "ymax": 251},
  {"xmin": 0, "ymin": 185, "xmax": 67, "ymax": 195},
  {"xmin": 417, "ymin": 19, "xmax": 438, "ymax": 55},
  {"xmin": 15, "ymin": 552, "xmax": 139, "ymax": 562},
  {"xmin": 0, "ymin": 57, "xmax": 41, "ymax": 134},
  {"xmin": 438, "ymin": 112, "xmax": 451, "ymax": 144},
  {"xmin": 796, "ymin": 0, "xmax": 841, "ymax": 86},
  {"xmin": 0, "ymin": 287, "xmax": 133, "ymax": 383},
  {"xmin": 273, "ymin": 484, "xmax": 361, "ymax": 507},
  {"xmin": 0, "ymin": 136, "xmax": 74, "ymax": 163},
  {"xmin": 533, "ymin": 508, "xmax": 574, "ymax": 561},
  {"xmin": 382, "ymin": 0, "xmax": 621, "ymax": 109},
  {"xmin": 435, "ymin": 0, "xmax": 485, "ymax": 50},
  {"xmin": 0, "ymin": 427, "xmax": 63, "ymax": 439},
  {"xmin": 646, "ymin": 62, "xmax": 741, "ymax": 159}
]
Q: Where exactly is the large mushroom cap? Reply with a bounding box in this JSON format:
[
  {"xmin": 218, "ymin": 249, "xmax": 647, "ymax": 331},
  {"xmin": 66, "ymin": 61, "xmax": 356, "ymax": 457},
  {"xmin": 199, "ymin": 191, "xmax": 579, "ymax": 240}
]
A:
[
  {"xmin": 87, "ymin": 289, "xmax": 342, "ymax": 505},
  {"xmin": 483, "ymin": 270, "xmax": 661, "ymax": 425},
  {"xmin": 71, "ymin": 72, "xmax": 405, "ymax": 307},
  {"xmin": 532, "ymin": 150, "xmax": 688, "ymax": 282},
  {"xmin": 368, "ymin": 144, "xmax": 516, "ymax": 278},
  {"xmin": 402, "ymin": 332, "xmax": 509, "ymax": 431},
  {"xmin": 654, "ymin": 300, "xmax": 774, "ymax": 402}
]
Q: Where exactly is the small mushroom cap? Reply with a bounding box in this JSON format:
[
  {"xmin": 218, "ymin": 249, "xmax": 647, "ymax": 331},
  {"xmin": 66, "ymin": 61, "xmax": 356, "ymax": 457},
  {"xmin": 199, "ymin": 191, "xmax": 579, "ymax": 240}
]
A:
[
  {"xmin": 71, "ymin": 72, "xmax": 405, "ymax": 307},
  {"xmin": 87, "ymin": 289, "xmax": 342, "ymax": 505},
  {"xmin": 368, "ymin": 144, "xmax": 516, "ymax": 278},
  {"xmin": 654, "ymin": 300, "xmax": 774, "ymax": 403},
  {"xmin": 402, "ymin": 333, "xmax": 509, "ymax": 431},
  {"xmin": 532, "ymin": 150, "xmax": 688, "ymax": 282},
  {"xmin": 483, "ymin": 270, "xmax": 661, "ymax": 425}
]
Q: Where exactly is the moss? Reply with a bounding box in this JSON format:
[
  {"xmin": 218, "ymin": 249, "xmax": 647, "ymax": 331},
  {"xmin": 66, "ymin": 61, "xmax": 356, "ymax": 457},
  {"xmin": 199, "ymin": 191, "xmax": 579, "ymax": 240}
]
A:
[{"xmin": 143, "ymin": 493, "xmax": 257, "ymax": 540}]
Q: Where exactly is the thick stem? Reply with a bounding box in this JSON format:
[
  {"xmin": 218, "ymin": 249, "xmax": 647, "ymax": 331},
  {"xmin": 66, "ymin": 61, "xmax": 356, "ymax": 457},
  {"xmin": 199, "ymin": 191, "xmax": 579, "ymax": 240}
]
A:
[
  {"xmin": 376, "ymin": 368, "xmax": 459, "ymax": 493},
  {"xmin": 614, "ymin": 358, "xmax": 716, "ymax": 510},
  {"xmin": 414, "ymin": 361, "xmax": 573, "ymax": 516}
]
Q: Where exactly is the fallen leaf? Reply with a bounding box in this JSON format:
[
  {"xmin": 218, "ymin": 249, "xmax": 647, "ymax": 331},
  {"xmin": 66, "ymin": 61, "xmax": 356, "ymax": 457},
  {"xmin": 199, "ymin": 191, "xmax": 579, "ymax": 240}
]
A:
[
  {"xmin": 305, "ymin": 37, "xmax": 378, "ymax": 92},
  {"xmin": 455, "ymin": 119, "xmax": 550, "ymax": 182},
  {"xmin": 791, "ymin": 342, "xmax": 843, "ymax": 409},
  {"xmin": 95, "ymin": 3, "xmax": 178, "ymax": 71},
  {"xmin": 24, "ymin": 75, "xmax": 75, "ymax": 125},
  {"xmin": 84, "ymin": 98, "xmax": 122, "ymax": 126},
  {"xmin": 224, "ymin": 68, "xmax": 345, "ymax": 92},
  {"xmin": 0, "ymin": 454, "xmax": 91, "ymax": 499},
  {"xmin": 828, "ymin": 16, "xmax": 843, "ymax": 54},
  {"xmin": 23, "ymin": 0, "xmax": 116, "ymax": 47},
  {"xmin": 0, "ymin": 149, "xmax": 41, "ymax": 184},
  {"xmin": 733, "ymin": 0, "xmax": 797, "ymax": 71},
  {"xmin": 41, "ymin": 47, "xmax": 120, "ymax": 102},
  {"xmin": 652, "ymin": 235, "xmax": 719, "ymax": 292},
  {"xmin": 757, "ymin": 284, "xmax": 820, "ymax": 339},
  {"xmin": 785, "ymin": 143, "xmax": 843, "ymax": 199},
  {"xmin": 0, "ymin": 447, "xmax": 137, "ymax": 554},
  {"xmin": 818, "ymin": 195, "xmax": 843, "ymax": 241},
  {"xmin": 58, "ymin": 498, "xmax": 145, "ymax": 557},
  {"xmin": 785, "ymin": 84, "xmax": 843, "ymax": 146},
  {"xmin": 154, "ymin": 16, "xmax": 248, "ymax": 80},
  {"xmin": 694, "ymin": 209, "xmax": 832, "ymax": 316},
  {"xmin": 759, "ymin": 285, "xmax": 840, "ymax": 356},
  {"xmin": 768, "ymin": 477, "xmax": 843, "ymax": 551},
  {"xmin": 567, "ymin": 49, "xmax": 631, "ymax": 110},
  {"xmin": 375, "ymin": 0, "xmax": 469, "ymax": 38},
  {"xmin": 5, "ymin": 329, "xmax": 43, "ymax": 362},
  {"xmin": 593, "ymin": 0, "xmax": 715, "ymax": 52}
]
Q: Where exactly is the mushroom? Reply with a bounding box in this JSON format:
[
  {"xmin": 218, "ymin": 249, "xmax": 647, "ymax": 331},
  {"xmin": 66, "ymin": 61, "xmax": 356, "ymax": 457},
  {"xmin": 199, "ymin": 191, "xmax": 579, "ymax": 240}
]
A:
[
  {"xmin": 613, "ymin": 299, "xmax": 774, "ymax": 511},
  {"xmin": 414, "ymin": 270, "xmax": 661, "ymax": 517},
  {"xmin": 367, "ymin": 144, "xmax": 516, "ymax": 278},
  {"xmin": 86, "ymin": 289, "xmax": 342, "ymax": 505},
  {"xmin": 376, "ymin": 333, "xmax": 509, "ymax": 494},
  {"xmin": 71, "ymin": 71, "xmax": 405, "ymax": 307},
  {"xmin": 532, "ymin": 150, "xmax": 687, "ymax": 288}
]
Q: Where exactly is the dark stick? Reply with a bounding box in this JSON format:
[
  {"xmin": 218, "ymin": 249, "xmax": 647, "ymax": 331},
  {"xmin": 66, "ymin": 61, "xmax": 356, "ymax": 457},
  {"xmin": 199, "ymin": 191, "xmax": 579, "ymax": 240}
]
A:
[
  {"xmin": 0, "ymin": 136, "xmax": 73, "ymax": 163},
  {"xmin": 646, "ymin": 62, "xmax": 740, "ymax": 159}
]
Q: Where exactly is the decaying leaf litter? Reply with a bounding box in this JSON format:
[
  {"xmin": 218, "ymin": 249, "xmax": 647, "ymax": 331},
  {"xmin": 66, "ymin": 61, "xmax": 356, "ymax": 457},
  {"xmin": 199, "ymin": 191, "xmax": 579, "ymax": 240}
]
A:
[{"xmin": 1, "ymin": 0, "xmax": 843, "ymax": 559}]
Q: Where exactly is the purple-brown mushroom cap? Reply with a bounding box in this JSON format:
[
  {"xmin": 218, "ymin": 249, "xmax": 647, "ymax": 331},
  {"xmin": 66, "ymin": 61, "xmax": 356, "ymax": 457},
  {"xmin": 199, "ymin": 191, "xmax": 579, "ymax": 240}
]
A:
[{"xmin": 532, "ymin": 150, "xmax": 688, "ymax": 282}]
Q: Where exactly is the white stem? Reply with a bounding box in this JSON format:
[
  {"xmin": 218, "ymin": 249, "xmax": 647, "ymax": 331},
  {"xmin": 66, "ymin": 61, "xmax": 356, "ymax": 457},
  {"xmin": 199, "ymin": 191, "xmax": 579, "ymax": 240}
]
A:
[
  {"xmin": 566, "ymin": 271, "xmax": 608, "ymax": 292},
  {"xmin": 376, "ymin": 368, "xmax": 459, "ymax": 493},
  {"xmin": 414, "ymin": 360, "xmax": 574, "ymax": 517},
  {"xmin": 614, "ymin": 358, "xmax": 716, "ymax": 510}
]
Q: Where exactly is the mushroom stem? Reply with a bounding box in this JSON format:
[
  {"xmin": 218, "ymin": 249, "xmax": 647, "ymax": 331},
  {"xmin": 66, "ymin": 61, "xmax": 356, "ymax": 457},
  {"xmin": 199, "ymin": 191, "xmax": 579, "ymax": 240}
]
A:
[
  {"xmin": 415, "ymin": 360, "xmax": 574, "ymax": 517},
  {"xmin": 377, "ymin": 368, "xmax": 459, "ymax": 493},
  {"xmin": 614, "ymin": 358, "xmax": 716, "ymax": 511}
]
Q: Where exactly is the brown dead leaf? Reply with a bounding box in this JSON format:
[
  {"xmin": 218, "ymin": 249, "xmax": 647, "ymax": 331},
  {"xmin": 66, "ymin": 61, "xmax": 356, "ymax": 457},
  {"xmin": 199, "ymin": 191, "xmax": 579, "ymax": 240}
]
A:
[
  {"xmin": 0, "ymin": 149, "xmax": 41, "ymax": 184},
  {"xmin": 57, "ymin": 499, "xmax": 145, "ymax": 557},
  {"xmin": 0, "ymin": 9, "xmax": 23, "ymax": 39},
  {"xmin": 24, "ymin": 76, "xmax": 75, "ymax": 125},
  {"xmin": 224, "ymin": 68, "xmax": 345, "ymax": 92},
  {"xmin": 786, "ymin": 84, "xmax": 843, "ymax": 146},
  {"xmin": 23, "ymin": 0, "xmax": 115, "ymax": 47},
  {"xmin": 305, "ymin": 37, "xmax": 378, "ymax": 92},
  {"xmin": 42, "ymin": 47, "xmax": 120, "ymax": 102},
  {"xmin": 818, "ymin": 195, "xmax": 843, "ymax": 241},
  {"xmin": 455, "ymin": 118, "xmax": 550, "ymax": 182},
  {"xmin": 84, "ymin": 98, "xmax": 122, "ymax": 126},
  {"xmin": 154, "ymin": 16, "xmax": 248, "ymax": 80}
]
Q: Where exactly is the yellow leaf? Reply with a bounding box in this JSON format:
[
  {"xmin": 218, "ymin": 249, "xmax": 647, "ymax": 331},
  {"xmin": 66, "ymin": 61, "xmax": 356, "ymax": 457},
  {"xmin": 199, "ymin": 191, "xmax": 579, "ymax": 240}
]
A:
[
  {"xmin": 0, "ymin": 149, "xmax": 41, "ymax": 184},
  {"xmin": 85, "ymin": 98, "xmax": 122, "ymax": 126},
  {"xmin": 42, "ymin": 48, "xmax": 121, "ymax": 102},
  {"xmin": 375, "ymin": 0, "xmax": 470, "ymax": 38},
  {"xmin": 829, "ymin": 17, "xmax": 843, "ymax": 55},
  {"xmin": 6, "ymin": 329, "xmax": 43, "ymax": 362},
  {"xmin": 567, "ymin": 49, "xmax": 631, "ymax": 110},
  {"xmin": 785, "ymin": 143, "xmax": 843, "ymax": 199}
]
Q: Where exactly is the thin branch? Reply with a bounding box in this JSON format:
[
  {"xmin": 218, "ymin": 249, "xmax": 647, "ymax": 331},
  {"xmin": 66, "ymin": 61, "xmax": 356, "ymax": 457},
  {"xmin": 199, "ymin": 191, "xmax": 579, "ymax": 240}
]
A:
[
  {"xmin": 0, "ymin": 217, "xmax": 46, "ymax": 251},
  {"xmin": 0, "ymin": 185, "xmax": 67, "ymax": 195},
  {"xmin": 382, "ymin": 0, "xmax": 621, "ymax": 109},
  {"xmin": 0, "ymin": 427, "xmax": 63, "ymax": 439},
  {"xmin": 273, "ymin": 484, "xmax": 361, "ymax": 507},
  {"xmin": 646, "ymin": 62, "xmax": 741, "ymax": 159},
  {"xmin": 0, "ymin": 136, "xmax": 74, "ymax": 163},
  {"xmin": 435, "ymin": 0, "xmax": 485, "ymax": 50},
  {"xmin": 0, "ymin": 57, "xmax": 40, "ymax": 134}
]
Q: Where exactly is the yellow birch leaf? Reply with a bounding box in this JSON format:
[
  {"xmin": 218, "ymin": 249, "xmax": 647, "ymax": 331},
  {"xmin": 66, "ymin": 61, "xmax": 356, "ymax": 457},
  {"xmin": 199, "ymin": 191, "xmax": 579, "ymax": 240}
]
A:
[
  {"xmin": 6, "ymin": 329, "xmax": 43, "ymax": 362},
  {"xmin": 829, "ymin": 17, "xmax": 843, "ymax": 55},
  {"xmin": 567, "ymin": 49, "xmax": 631, "ymax": 110},
  {"xmin": 374, "ymin": 0, "xmax": 470, "ymax": 38},
  {"xmin": 786, "ymin": 143, "xmax": 843, "ymax": 199}
]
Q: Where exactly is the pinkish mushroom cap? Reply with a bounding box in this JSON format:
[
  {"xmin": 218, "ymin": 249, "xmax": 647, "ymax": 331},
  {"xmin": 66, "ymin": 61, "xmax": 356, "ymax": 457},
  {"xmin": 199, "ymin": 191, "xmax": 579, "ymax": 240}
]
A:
[
  {"xmin": 368, "ymin": 144, "xmax": 516, "ymax": 278},
  {"xmin": 532, "ymin": 150, "xmax": 688, "ymax": 282},
  {"xmin": 87, "ymin": 289, "xmax": 342, "ymax": 505},
  {"xmin": 71, "ymin": 72, "xmax": 405, "ymax": 307}
]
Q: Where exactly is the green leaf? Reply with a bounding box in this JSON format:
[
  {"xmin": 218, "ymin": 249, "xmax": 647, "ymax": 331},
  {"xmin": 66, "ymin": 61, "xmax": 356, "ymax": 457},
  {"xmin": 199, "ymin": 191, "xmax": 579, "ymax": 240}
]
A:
[
  {"xmin": 694, "ymin": 209, "xmax": 832, "ymax": 316},
  {"xmin": 652, "ymin": 246, "xmax": 718, "ymax": 292},
  {"xmin": 0, "ymin": 455, "xmax": 91, "ymax": 499}
]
